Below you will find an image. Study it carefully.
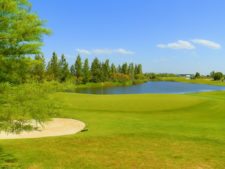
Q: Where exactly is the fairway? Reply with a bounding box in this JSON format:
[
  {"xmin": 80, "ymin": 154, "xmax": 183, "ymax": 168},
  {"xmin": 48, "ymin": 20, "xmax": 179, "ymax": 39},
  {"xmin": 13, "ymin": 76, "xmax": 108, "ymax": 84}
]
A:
[{"xmin": 1, "ymin": 91, "xmax": 225, "ymax": 169}]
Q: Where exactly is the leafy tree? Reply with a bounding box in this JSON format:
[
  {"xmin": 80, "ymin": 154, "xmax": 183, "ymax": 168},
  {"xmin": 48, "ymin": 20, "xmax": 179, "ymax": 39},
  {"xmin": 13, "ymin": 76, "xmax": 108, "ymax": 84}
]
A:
[
  {"xmin": 0, "ymin": 0, "xmax": 50, "ymax": 57},
  {"xmin": 213, "ymin": 72, "xmax": 224, "ymax": 81},
  {"xmin": 0, "ymin": 0, "xmax": 50, "ymax": 84},
  {"xmin": 59, "ymin": 54, "xmax": 70, "ymax": 82},
  {"xmin": 83, "ymin": 58, "xmax": 90, "ymax": 83},
  {"xmin": 91, "ymin": 58, "xmax": 102, "ymax": 82},
  {"xmin": 46, "ymin": 52, "xmax": 59, "ymax": 81},
  {"xmin": 194, "ymin": 72, "xmax": 201, "ymax": 79},
  {"xmin": 0, "ymin": 83, "xmax": 58, "ymax": 133}
]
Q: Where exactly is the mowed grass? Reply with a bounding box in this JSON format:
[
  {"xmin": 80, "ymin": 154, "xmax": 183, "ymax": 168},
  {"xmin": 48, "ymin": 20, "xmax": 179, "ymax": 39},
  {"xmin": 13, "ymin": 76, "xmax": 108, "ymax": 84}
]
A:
[{"xmin": 1, "ymin": 92, "xmax": 225, "ymax": 169}]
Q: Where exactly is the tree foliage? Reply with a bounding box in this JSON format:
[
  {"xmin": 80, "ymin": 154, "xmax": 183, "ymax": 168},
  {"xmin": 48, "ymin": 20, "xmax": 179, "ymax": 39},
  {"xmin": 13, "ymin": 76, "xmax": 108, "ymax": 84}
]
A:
[{"xmin": 0, "ymin": 0, "xmax": 50, "ymax": 58}]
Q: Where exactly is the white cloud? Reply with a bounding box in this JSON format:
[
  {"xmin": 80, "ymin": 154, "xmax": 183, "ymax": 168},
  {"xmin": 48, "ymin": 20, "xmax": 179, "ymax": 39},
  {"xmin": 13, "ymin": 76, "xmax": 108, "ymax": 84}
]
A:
[
  {"xmin": 157, "ymin": 40, "xmax": 195, "ymax": 50},
  {"xmin": 76, "ymin": 48, "xmax": 134, "ymax": 56},
  {"xmin": 76, "ymin": 49, "xmax": 91, "ymax": 55},
  {"xmin": 114, "ymin": 48, "xmax": 134, "ymax": 55},
  {"xmin": 192, "ymin": 39, "xmax": 221, "ymax": 49},
  {"xmin": 92, "ymin": 49, "xmax": 112, "ymax": 55}
]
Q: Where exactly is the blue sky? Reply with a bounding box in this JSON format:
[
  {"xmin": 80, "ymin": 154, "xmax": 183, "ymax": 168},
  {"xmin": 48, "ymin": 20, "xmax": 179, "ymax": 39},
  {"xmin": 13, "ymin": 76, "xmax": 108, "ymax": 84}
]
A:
[{"xmin": 30, "ymin": 0, "xmax": 225, "ymax": 74}]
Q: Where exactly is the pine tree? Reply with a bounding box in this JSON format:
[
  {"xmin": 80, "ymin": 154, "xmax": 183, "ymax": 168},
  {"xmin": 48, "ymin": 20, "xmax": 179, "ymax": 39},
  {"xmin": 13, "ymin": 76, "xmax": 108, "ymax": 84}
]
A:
[
  {"xmin": 128, "ymin": 63, "xmax": 134, "ymax": 80},
  {"xmin": 74, "ymin": 55, "xmax": 83, "ymax": 79},
  {"xmin": 83, "ymin": 58, "xmax": 90, "ymax": 83},
  {"xmin": 117, "ymin": 65, "xmax": 122, "ymax": 73},
  {"xmin": 32, "ymin": 54, "xmax": 45, "ymax": 82},
  {"xmin": 70, "ymin": 65, "xmax": 76, "ymax": 76},
  {"xmin": 59, "ymin": 54, "xmax": 70, "ymax": 82},
  {"xmin": 91, "ymin": 58, "xmax": 102, "ymax": 82},
  {"xmin": 110, "ymin": 63, "xmax": 117, "ymax": 75},
  {"xmin": 121, "ymin": 63, "xmax": 128, "ymax": 74},
  {"xmin": 46, "ymin": 52, "xmax": 59, "ymax": 81},
  {"xmin": 102, "ymin": 59, "xmax": 110, "ymax": 81},
  {"xmin": 137, "ymin": 64, "xmax": 143, "ymax": 74}
]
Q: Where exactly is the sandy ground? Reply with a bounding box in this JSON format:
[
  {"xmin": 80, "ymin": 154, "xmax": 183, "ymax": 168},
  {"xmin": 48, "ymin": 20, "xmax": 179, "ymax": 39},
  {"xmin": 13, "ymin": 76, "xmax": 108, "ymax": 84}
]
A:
[{"xmin": 0, "ymin": 118, "xmax": 85, "ymax": 139}]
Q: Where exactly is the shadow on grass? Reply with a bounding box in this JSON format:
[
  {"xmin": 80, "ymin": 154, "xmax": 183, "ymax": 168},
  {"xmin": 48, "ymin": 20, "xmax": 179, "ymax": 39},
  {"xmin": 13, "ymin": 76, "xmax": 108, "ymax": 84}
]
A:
[{"xmin": 0, "ymin": 147, "xmax": 20, "ymax": 169}]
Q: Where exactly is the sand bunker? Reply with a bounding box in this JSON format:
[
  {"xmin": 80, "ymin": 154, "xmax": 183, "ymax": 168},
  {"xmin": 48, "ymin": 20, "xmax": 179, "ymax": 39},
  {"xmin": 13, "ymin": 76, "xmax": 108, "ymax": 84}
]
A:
[{"xmin": 0, "ymin": 118, "xmax": 85, "ymax": 139}]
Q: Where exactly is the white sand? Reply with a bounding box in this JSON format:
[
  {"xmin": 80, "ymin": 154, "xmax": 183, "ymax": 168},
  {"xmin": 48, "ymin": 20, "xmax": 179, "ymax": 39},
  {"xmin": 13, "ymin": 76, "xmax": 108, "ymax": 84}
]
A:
[{"xmin": 0, "ymin": 118, "xmax": 85, "ymax": 139}]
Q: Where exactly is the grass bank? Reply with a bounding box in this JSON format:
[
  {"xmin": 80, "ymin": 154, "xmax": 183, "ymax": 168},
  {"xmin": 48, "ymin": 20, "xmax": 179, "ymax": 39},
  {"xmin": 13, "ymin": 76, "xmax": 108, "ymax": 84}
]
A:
[
  {"xmin": 0, "ymin": 90, "xmax": 225, "ymax": 168},
  {"xmin": 157, "ymin": 76, "xmax": 225, "ymax": 86},
  {"xmin": 37, "ymin": 79, "xmax": 148, "ymax": 93}
]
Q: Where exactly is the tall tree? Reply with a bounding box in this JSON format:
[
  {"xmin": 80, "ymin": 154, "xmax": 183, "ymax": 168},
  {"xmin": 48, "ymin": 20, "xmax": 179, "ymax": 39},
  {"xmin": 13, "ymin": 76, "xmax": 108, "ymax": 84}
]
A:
[
  {"xmin": 0, "ymin": 0, "xmax": 50, "ymax": 83},
  {"xmin": 102, "ymin": 59, "xmax": 110, "ymax": 81},
  {"xmin": 0, "ymin": 0, "xmax": 50, "ymax": 57},
  {"xmin": 117, "ymin": 65, "xmax": 122, "ymax": 73},
  {"xmin": 74, "ymin": 55, "xmax": 82, "ymax": 79},
  {"xmin": 46, "ymin": 52, "xmax": 59, "ymax": 81},
  {"xmin": 32, "ymin": 54, "xmax": 45, "ymax": 82},
  {"xmin": 110, "ymin": 63, "xmax": 117, "ymax": 75},
  {"xmin": 59, "ymin": 54, "xmax": 70, "ymax": 82},
  {"xmin": 128, "ymin": 63, "xmax": 134, "ymax": 80},
  {"xmin": 83, "ymin": 58, "xmax": 90, "ymax": 83},
  {"xmin": 135, "ymin": 64, "xmax": 143, "ymax": 75},
  {"xmin": 70, "ymin": 65, "xmax": 75, "ymax": 76},
  {"xmin": 194, "ymin": 72, "xmax": 201, "ymax": 79},
  {"xmin": 91, "ymin": 58, "xmax": 102, "ymax": 82},
  {"xmin": 121, "ymin": 63, "xmax": 128, "ymax": 75}
]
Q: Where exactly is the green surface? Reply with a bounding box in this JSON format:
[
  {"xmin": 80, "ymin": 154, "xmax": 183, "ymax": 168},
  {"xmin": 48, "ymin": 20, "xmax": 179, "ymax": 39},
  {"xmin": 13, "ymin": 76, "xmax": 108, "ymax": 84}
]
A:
[{"xmin": 1, "ymin": 91, "xmax": 225, "ymax": 169}]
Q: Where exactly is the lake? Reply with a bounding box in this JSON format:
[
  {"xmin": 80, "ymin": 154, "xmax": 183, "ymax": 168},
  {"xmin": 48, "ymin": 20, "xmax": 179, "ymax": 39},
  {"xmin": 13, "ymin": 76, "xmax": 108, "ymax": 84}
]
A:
[{"xmin": 75, "ymin": 81, "xmax": 225, "ymax": 94}]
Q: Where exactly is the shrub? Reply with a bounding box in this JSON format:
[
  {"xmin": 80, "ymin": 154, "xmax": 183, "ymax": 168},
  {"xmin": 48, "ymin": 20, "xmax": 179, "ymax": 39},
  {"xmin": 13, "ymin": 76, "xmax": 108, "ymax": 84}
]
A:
[{"xmin": 0, "ymin": 83, "xmax": 59, "ymax": 133}]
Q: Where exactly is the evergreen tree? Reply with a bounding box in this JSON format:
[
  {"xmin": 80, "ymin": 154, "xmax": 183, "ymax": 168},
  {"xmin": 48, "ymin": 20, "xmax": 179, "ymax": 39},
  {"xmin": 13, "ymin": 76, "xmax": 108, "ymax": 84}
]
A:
[
  {"xmin": 137, "ymin": 64, "xmax": 143, "ymax": 74},
  {"xmin": 91, "ymin": 58, "xmax": 102, "ymax": 82},
  {"xmin": 117, "ymin": 65, "xmax": 122, "ymax": 73},
  {"xmin": 83, "ymin": 58, "xmax": 90, "ymax": 83},
  {"xmin": 70, "ymin": 65, "xmax": 76, "ymax": 76},
  {"xmin": 102, "ymin": 59, "xmax": 110, "ymax": 81},
  {"xmin": 74, "ymin": 55, "xmax": 82, "ymax": 79},
  {"xmin": 59, "ymin": 54, "xmax": 70, "ymax": 82},
  {"xmin": 134, "ymin": 64, "xmax": 139, "ymax": 75},
  {"xmin": 121, "ymin": 63, "xmax": 128, "ymax": 74},
  {"xmin": 128, "ymin": 63, "xmax": 134, "ymax": 80},
  {"xmin": 46, "ymin": 52, "xmax": 59, "ymax": 81},
  {"xmin": 134, "ymin": 64, "xmax": 143, "ymax": 75},
  {"xmin": 110, "ymin": 63, "xmax": 117, "ymax": 75},
  {"xmin": 32, "ymin": 54, "xmax": 45, "ymax": 82}
]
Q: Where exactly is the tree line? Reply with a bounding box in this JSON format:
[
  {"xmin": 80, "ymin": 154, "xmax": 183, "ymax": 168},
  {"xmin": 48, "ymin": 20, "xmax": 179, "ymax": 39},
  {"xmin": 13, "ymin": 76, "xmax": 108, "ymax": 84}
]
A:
[
  {"xmin": 39, "ymin": 52, "xmax": 144, "ymax": 84},
  {"xmin": 0, "ymin": 52, "xmax": 144, "ymax": 84}
]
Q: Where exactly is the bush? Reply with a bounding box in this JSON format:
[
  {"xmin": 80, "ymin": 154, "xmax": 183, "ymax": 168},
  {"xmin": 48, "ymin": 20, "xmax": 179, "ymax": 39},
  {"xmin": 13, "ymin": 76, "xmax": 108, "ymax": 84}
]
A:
[{"xmin": 0, "ymin": 83, "xmax": 59, "ymax": 133}]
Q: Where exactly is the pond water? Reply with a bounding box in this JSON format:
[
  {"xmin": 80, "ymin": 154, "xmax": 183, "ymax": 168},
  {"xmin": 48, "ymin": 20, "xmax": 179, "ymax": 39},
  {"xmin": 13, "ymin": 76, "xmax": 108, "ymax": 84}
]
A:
[{"xmin": 75, "ymin": 81, "xmax": 225, "ymax": 94}]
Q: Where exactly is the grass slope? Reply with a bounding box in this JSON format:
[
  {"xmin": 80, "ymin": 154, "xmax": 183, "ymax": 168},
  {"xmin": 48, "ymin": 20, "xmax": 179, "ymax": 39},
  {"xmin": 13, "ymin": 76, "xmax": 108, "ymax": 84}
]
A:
[{"xmin": 1, "ymin": 91, "xmax": 225, "ymax": 169}]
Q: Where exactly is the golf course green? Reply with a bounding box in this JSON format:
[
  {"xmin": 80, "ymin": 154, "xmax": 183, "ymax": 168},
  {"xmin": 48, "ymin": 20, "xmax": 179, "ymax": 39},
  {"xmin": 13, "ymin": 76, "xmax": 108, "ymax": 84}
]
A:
[{"xmin": 1, "ymin": 91, "xmax": 225, "ymax": 169}]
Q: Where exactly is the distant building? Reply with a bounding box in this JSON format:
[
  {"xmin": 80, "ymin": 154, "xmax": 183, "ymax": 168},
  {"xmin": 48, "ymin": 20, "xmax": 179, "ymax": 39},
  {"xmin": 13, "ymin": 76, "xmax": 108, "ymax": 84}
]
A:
[{"xmin": 177, "ymin": 74, "xmax": 194, "ymax": 79}]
